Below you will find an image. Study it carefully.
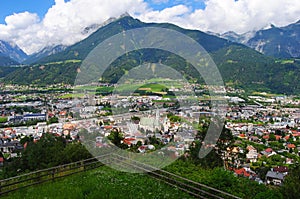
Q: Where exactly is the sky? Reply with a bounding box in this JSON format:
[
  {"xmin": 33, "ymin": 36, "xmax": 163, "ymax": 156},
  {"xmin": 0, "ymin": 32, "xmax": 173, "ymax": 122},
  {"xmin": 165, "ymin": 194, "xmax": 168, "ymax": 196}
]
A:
[{"xmin": 0, "ymin": 0, "xmax": 299, "ymax": 54}]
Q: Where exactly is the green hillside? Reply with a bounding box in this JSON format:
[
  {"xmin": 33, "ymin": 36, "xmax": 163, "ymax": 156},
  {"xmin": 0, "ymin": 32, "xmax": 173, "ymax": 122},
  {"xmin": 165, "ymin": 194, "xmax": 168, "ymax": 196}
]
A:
[
  {"xmin": 211, "ymin": 45, "xmax": 300, "ymax": 94},
  {"xmin": 2, "ymin": 16, "xmax": 300, "ymax": 94},
  {"xmin": 33, "ymin": 16, "xmax": 233, "ymax": 64},
  {"xmin": 3, "ymin": 61, "xmax": 80, "ymax": 85},
  {"xmin": 2, "ymin": 166, "xmax": 194, "ymax": 199},
  {"xmin": 0, "ymin": 66, "xmax": 18, "ymax": 78}
]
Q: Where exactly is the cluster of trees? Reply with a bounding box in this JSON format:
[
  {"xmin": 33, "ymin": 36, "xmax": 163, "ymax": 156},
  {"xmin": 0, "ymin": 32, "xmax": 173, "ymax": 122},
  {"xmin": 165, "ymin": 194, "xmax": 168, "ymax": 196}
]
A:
[{"xmin": 2, "ymin": 133, "xmax": 92, "ymax": 178}]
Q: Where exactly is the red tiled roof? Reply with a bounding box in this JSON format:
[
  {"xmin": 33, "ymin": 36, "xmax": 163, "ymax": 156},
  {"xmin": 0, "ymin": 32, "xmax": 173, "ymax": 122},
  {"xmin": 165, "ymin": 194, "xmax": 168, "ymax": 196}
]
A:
[
  {"xmin": 234, "ymin": 168, "xmax": 251, "ymax": 177},
  {"xmin": 265, "ymin": 148, "xmax": 273, "ymax": 153},
  {"xmin": 123, "ymin": 138, "xmax": 136, "ymax": 145},
  {"xmin": 104, "ymin": 126, "xmax": 113, "ymax": 130},
  {"xmin": 273, "ymin": 166, "xmax": 288, "ymax": 173},
  {"xmin": 275, "ymin": 135, "xmax": 281, "ymax": 140},
  {"xmin": 246, "ymin": 145, "xmax": 256, "ymax": 151},
  {"xmin": 59, "ymin": 111, "xmax": 67, "ymax": 116},
  {"xmin": 263, "ymin": 135, "xmax": 269, "ymax": 140},
  {"xmin": 284, "ymin": 135, "xmax": 290, "ymax": 140},
  {"xmin": 287, "ymin": 144, "xmax": 296, "ymax": 149}
]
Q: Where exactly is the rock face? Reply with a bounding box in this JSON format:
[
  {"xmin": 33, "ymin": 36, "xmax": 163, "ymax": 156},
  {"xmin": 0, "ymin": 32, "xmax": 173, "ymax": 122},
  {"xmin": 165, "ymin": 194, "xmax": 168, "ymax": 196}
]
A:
[
  {"xmin": 246, "ymin": 21, "xmax": 300, "ymax": 58},
  {"xmin": 219, "ymin": 20, "xmax": 300, "ymax": 59},
  {"xmin": 0, "ymin": 40, "xmax": 28, "ymax": 63}
]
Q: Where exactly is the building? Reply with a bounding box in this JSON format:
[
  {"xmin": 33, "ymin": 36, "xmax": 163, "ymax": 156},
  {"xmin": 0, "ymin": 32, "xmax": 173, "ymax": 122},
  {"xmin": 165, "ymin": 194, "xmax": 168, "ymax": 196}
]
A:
[{"xmin": 266, "ymin": 170, "xmax": 285, "ymax": 186}]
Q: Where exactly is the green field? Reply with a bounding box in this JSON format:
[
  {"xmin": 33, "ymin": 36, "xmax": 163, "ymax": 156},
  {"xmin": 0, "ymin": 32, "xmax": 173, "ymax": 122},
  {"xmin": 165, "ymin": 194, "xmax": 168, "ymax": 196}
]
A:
[
  {"xmin": 0, "ymin": 117, "xmax": 7, "ymax": 123},
  {"xmin": 59, "ymin": 93, "xmax": 85, "ymax": 99},
  {"xmin": 275, "ymin": 59, "xmax": 295, "ymax": 64},
  {"xmin": 251, "ymin": 91, "xmax": 282, "ymax": 97},
  {"xmin": 2, "ymin": 166, "xmax": 194, "ymax": 199}
]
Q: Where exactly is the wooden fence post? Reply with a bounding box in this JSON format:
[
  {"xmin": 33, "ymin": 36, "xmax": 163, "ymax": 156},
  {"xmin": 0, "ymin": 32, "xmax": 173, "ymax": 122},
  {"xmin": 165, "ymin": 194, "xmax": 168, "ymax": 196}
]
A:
[{"xmin": 52, "ymin": 169, "xmax": 55, "ymax": 181}]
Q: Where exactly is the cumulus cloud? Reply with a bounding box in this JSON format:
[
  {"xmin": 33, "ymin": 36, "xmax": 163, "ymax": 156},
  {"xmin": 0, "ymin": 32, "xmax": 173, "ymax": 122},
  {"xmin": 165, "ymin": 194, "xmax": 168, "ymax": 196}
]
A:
[
  {"xmin": 139, "ymin": 0, "xmax": 300, "ymax": 34},
  {"xmin": 0, "ymin": 0, "xmax": 148, "ymax": 54},
  {"xmin": 187, "ymin": 0, "xmax": 300, "ymax": 33},
  {"xmin": 5, "ymin": 12, "xmax": 40, "ymax": 29},
  {"xmin": 0, "ymin": 0, "xmax": 300, "ymax": 54},
  {"xmin": 138, "ymin": 5, "xmax": 190, "ymax": 24}
]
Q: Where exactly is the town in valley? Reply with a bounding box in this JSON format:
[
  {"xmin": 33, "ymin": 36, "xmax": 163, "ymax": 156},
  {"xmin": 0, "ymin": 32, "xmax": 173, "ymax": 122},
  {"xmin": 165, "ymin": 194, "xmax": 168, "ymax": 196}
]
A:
[{"xmin": 1, "ymin": 81, "xmax": 299, "ymax": 187}]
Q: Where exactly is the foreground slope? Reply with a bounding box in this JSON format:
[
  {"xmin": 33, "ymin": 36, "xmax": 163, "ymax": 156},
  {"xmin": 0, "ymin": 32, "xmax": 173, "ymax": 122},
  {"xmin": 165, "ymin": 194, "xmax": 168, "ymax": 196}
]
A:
[{"xmin": 3, "ymin": 166, "xmax": 194, "ymax": 199}]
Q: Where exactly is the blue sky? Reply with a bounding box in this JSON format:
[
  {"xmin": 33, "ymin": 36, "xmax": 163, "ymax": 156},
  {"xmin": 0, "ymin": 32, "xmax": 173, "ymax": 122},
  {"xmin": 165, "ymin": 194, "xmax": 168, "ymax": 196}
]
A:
[
  {"xmin": 144, "ymin": 0, "xmax": 206, "ymax": 12},
  {"xmin": 0, "ymin": 0, "xmax": 55, "ymax": 24},
  {"xmin": 0, "ymin": 0, "xmax": 299, "ymax": 54},
  {"xmin": 0, "ymin": 0, "xmax": 206, "ymax": 24}
]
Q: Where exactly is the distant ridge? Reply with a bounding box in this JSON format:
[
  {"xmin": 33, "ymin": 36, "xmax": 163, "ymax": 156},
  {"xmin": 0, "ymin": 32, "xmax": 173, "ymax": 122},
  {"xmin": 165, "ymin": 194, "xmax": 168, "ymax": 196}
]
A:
[
  {"xmin": 33, "ymin": 15, "xmax": 233, "ymax": 64},
  {"xmin": 218, "ymin": 19, "xmax": 300, "ymax": 59},
  {"xmin": 2, "ymin": 16, "xmax": 300, "ymax": 95}
]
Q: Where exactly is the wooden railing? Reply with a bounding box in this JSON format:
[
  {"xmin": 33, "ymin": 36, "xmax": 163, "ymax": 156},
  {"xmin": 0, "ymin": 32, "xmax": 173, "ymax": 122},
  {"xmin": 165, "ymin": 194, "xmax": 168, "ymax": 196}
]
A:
[{"xmin": 0, "ymin": 154, "xmax": 110, "ymax": 196}]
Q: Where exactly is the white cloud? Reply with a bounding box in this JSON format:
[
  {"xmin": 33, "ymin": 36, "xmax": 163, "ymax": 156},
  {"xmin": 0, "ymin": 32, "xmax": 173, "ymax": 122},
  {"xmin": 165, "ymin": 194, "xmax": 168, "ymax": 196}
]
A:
[
  {"xmin": 139, "ymin": 0, "xmax": 300, "ymax": 34},
  {"xmin": 0, "ymin": 0, "xmax": 300, "ymax": 54},
  {"xmin": 5, "ymin": 12, "xmax": 40, "ymax": 29},
  {"xmin": 189, "ymin": 0, "xmax": 300, "ymax": 33},
  {"xmin": 0, "ymin": 0, "xmax": 148, "ymax": 54},
  {"xmin": 138, "ymin": 5, "xmax": 190, "ymax": 23}
]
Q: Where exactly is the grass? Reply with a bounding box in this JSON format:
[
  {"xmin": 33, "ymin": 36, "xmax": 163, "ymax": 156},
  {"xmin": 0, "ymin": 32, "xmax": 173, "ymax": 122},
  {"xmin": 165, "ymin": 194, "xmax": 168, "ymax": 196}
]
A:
[
  {"xmin": 59, "ymin": 93, "xmax": 85, "ymax": 99},
  {"xmin": 251, "ymin": 91, "xmax": 282, "ymax": 97},
  {"xmin": 275, "ymin": 59, "xmax": 294, "ymax": 64},
  {"xmin": 2, "ymin": 166, "xmax": 194, "ymax": 199},
  {"xmin": 0, "ymin": 117, "xmax": 8, "ymax": 123}
]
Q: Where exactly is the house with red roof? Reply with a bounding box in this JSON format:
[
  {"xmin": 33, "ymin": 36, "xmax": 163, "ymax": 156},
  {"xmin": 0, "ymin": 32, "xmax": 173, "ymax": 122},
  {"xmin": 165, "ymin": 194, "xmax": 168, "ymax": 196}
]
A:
[
  {"xmin": 234, "ymin": 168, "xmax": 255, "ymax": 178},
  {"xmin": 265, "ymin": 148, "xmax": 273, "ymax": 153},
  {"xmin": 123, "ymin": 138, "xmax": 137, "ymax": 146},
  {"xmin": 263, "ymin": 135, "xmax": 269, "ymax": 140},
  {"xmin": 287, "ymin": 143, "xmax": 296, "ymax": 150},
  {"xmin": 275, "ymin": 135, "xmax": 281, "ymax": 141},
  {"xmin": 273, "ymin": 166, "xmax": 288, "ymax": 175}
]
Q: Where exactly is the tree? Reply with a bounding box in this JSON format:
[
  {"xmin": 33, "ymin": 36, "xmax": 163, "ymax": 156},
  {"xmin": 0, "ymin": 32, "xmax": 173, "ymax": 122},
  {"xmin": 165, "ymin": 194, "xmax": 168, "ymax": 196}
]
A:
[
  {"xmin": 63, "ymin": 142, "xmax": 92, "ymax": 163},
  {"xmin": 217, "ymin": 127, "xmax": 234, "ymax": 151},
  {"xmin": 47, "ymin": 116, "xmax": 59, "ymax": 125},
  {"xmin": 269, "ymin": 134, "xmax": 276, "ymax": 141},
  {"xmin": 22, "ymin": 133, "xmax": 66, "ymax": 170},
  {"xmin": 189, "ymin": 140, "xmax": 223, "ymax": 168},
  {"xmin": 107, "ymin": 129, "xmax": 123, "ymax": 147},
  {"xmin": 281, "ymin": 164, "xmax": 300, "ymax": 199},
  {"xmin": 107, "ymin": 129, "xmax": 128, "ymax": 149}
]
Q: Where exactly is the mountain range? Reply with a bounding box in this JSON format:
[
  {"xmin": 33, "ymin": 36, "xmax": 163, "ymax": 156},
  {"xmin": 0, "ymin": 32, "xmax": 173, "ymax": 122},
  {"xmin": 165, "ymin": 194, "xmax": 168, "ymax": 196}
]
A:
[
  {"xmin": 1, "ymin": 16, "xmax": 300, "ymax": 95},
  {"xmin": 1, "ymin": 17, "xmax": 300, "ymax": 65},
  {"xmin": 219, "ymin": 20, "xmax": 300, "ymax": 59},
  {"xmin": 0, "ymin": 40, "xmax": 28, "ymax": 65}
]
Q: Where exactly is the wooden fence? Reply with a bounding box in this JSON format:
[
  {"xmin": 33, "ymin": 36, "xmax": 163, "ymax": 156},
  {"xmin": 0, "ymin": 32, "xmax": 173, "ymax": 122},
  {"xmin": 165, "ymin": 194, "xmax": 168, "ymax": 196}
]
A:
[{"xmin": 0, "ymin": 155, "xmax": 109, "ymax": 196}]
